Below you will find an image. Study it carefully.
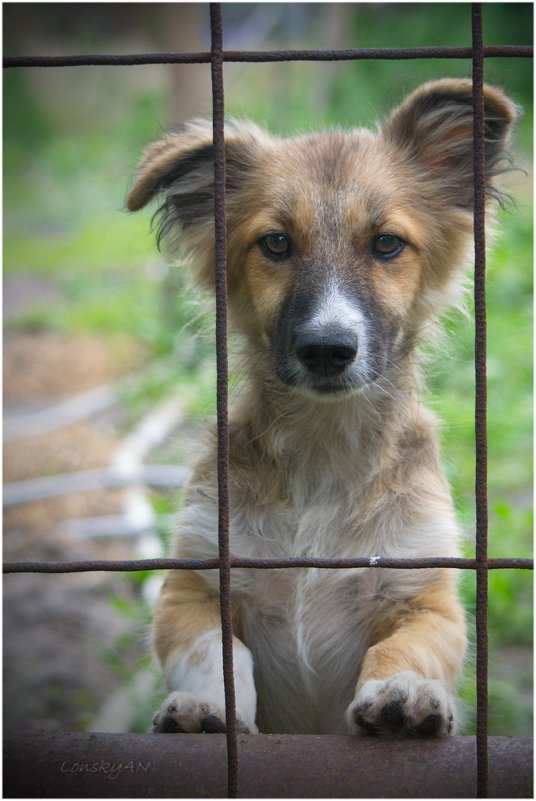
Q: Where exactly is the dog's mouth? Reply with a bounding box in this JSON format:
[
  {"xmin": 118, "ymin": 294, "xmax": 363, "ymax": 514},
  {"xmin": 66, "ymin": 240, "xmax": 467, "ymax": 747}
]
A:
[
  {"xmin": 277, "ymin": 369, "xmax": 368, "ymax": 399},
  {"xmin": 297, "ymin": 381, "xmax": 363, "ymax": 400}
]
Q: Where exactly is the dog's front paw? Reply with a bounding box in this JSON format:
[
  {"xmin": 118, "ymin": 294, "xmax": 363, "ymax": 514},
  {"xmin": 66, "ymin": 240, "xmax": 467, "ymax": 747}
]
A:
[
  {"xmin": 346, "ymin": 671, "xmax": 455, "ymax": 737},
  {"xmin": 152, "ymin": 691, "xmax": 225, "ymax": 733},
  {"xmin": 152, "ymin": 691, "xmax": 257, "ymax": 734}
]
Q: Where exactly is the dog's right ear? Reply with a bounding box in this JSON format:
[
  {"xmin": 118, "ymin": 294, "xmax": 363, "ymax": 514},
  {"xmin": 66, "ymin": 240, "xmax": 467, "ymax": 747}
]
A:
[
  {"xmin": 127, "ymin": 119, "xmax": 267, "ymax": 255},
  {"xmin": 126, "ymin": 120, "xmax": 216, "ymax": 214}
]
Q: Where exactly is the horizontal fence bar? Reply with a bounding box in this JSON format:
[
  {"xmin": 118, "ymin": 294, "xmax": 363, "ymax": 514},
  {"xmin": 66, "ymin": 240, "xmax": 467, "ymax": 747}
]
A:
[
  {"xmin": 4, "ymin": 731, "xmax": 533, "ymax": 799},
  {"xmin": 3, "ymin": 556, "xmax": 533, "ymax": 574},
  {"xmin": 3, "ymin": 45, "xmax": 532, "ymax": 69}
]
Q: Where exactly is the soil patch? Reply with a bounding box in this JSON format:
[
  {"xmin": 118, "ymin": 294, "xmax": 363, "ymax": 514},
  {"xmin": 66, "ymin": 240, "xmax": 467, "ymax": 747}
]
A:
[
  {"xmin": 4, "ymin": 331, "xmax": 147, "ymax": 404},
  {"xmin": 4, "ymin": 332, "xmax": 153, "ymax": 732}
]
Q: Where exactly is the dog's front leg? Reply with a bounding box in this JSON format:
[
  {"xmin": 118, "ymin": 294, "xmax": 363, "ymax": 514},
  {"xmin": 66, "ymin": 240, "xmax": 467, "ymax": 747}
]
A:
[
  {"xmin": 151, "ymin": 571, "xmax": 258, "ymax": 733},
  {"xmin": 347, "ymin": 577, "xmax": 466, "ymax": 737}
]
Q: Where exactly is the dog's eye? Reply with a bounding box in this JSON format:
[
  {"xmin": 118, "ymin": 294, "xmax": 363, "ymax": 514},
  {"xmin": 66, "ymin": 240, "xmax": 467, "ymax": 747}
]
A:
[
  {"xmin": 372, "ymin": 235, "xmax": 405, "ymax": 259},
  {"xmin": 259, "ymin": 233, "xmax": 291, "ymax": 258}
]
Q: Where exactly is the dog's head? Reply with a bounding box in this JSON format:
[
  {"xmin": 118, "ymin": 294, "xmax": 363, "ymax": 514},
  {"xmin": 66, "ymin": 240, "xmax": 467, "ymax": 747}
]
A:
[{"xmin": 128, "ymin": 79, "xmax": 517, "ymax": 399}]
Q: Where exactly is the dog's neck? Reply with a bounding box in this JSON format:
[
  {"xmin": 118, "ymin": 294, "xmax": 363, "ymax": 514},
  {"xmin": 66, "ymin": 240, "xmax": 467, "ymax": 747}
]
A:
[{"xmin": 229, "ymin": 355, "xmax": 423, "ymax": 507}]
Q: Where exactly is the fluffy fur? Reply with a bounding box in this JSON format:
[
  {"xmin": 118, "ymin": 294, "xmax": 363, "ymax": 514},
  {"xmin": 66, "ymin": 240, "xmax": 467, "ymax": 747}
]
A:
[{"xmin": 128, "ymin": 79, "xmax": 517, "ymax": 736}]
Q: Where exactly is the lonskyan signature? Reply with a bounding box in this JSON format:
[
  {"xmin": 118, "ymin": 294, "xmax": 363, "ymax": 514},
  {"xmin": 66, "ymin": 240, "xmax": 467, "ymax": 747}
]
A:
[{"xmin": 60, "ymin": 760, "xmax": 151, "ymax": 780}]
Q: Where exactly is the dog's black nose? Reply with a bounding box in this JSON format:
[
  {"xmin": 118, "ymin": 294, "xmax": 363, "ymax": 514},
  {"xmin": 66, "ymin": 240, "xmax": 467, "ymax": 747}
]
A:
[{"xmin": 295, "ymin": 332, "xmax": 357, "ymax": 376}]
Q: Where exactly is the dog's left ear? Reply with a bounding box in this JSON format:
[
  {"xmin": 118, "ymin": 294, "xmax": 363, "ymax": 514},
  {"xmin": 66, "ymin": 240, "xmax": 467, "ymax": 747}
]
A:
[{"xmin": 382, "ymin": 78, "xmax": 518, "ymax": 207}]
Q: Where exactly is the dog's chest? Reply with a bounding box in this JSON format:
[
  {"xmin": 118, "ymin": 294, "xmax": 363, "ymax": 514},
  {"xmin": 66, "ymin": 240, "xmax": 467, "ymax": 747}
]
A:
[
  {"xmin": 239, "ymin": 562, "xmax": 374, "ymax": 733},
  {"xmin": 230, "ymin": 501, "xmax": 381, "ymax": 732},
  {"xmin": 230, "ymin": 497, "xmax": 384, "ymax": 613}
]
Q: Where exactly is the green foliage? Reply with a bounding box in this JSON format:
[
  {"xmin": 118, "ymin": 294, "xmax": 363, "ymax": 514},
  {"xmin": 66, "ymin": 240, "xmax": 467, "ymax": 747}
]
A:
[
  {"xmin": 430, "ymin": 198, "xmax": 533, "ymax": 734},
  {"xmin": 225, "ymin": 3, "xmax": 533, "ymax": 148}
]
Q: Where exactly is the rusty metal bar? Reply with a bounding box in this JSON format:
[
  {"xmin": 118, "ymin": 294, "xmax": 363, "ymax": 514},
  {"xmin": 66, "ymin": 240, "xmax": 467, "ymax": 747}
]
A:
[
  {"xmin": 210, "ymin": 4, "xmax": 238, "ymax": 797},
  {"xmin": 472, "ymin": 4, "xmax": 489, "ymax": 798},
  {"xmin": 3, "ymin": 45, "xmax": 533, "ymax": 69},
  {"xmin": 3, "ymin": 731, "xmax": 533, "ymax": 798},
  {"xmin": 3, "ymin": 556, "xmax": 533, "ymax": 574}
]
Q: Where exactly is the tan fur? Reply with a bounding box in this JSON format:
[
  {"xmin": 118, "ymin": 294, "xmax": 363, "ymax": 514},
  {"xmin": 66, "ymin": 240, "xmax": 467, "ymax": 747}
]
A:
[
  {"xmin": 153, "ymin": 571, "xmax": 221, "ymax": 662},
  {"xmin": 128, "ymin": 79, "xmax": 517, "ymax": 736},
  {"xmin": 363, "ymin": 577, "xmax": 467, "ymax": 683}
]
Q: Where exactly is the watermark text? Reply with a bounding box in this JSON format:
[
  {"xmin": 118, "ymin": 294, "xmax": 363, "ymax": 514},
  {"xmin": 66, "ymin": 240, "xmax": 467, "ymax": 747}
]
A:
[{"xmin": 60, "ymin": 759, "xmax": 151, "ymax": 780}]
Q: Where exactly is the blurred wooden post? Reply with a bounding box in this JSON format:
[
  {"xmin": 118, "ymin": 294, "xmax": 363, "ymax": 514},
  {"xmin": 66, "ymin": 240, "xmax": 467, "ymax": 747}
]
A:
[
  {"xmin": 310, "ymin": 4, "xmax": 354, "ymax": 117},
  {"xmin": 162, "ymin": 3, "xmax": 211, "ymax": 123}
]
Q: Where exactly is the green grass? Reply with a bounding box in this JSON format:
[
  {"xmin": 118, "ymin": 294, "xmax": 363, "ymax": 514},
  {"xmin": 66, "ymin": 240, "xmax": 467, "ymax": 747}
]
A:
[{"xmin": 4, "ymin": 3, "xmax": 532, "ymax": 735}]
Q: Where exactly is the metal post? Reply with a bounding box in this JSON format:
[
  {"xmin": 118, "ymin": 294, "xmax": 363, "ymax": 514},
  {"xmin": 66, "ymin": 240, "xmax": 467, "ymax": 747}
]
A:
[
  {"xmin": 210, "ymin": 3, "xmax": 239, "ymax": 797},
  {"xmin": 471, "ymin": 4, "xmax": 489, "ymax": 798}
]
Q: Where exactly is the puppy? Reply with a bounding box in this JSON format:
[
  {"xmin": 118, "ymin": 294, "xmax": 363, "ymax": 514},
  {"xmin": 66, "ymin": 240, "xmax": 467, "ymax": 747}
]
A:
[{"xmin": 128, "ymin": 79, "xmax": 516, "ymax": 736}]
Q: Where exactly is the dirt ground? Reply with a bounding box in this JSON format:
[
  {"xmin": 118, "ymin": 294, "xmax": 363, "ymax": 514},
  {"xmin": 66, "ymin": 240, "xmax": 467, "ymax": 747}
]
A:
[
  {"xmin": 4, "ymin": 330, "xmax": 154, "ymax": 732},
  {"xmin": 4, "ymin": 331, "xmax": 147, "ymax": 404}
]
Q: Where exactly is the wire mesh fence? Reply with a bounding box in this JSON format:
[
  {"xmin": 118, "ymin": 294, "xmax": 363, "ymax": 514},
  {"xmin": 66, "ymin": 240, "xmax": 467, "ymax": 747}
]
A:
[{"xmin": 3, "ymin": 3, "xmax": 533, "ymax": 798}]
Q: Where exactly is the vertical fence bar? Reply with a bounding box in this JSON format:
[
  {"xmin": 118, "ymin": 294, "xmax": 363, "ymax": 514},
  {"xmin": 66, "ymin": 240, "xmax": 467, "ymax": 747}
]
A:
[
  {"xmin": 209, "ymin": 3, "xmax": 239, "ymax": 797},
  {"xmin": 471, "ymin": 3, "xmax": 489, "ymax": 798}
]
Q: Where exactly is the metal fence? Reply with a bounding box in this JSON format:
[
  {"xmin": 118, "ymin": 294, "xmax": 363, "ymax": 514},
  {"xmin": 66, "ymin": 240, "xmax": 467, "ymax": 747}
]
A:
[{"xmin": 3, "ymin": 3, "xmax": 533, "ymax": 798}]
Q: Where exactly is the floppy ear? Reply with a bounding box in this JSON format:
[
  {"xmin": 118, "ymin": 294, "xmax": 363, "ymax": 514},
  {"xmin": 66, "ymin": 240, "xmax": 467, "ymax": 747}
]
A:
[
  {"xmin": 126, "ymin": 120, "xmax": 217, "ymax": 215},
  {"xmin": 127, "ymin": 119, "xmax": 268, "ymax": 284},
  {"xmin": 382, "ymin": 78, "xmax": 518, "ymax": 208}
]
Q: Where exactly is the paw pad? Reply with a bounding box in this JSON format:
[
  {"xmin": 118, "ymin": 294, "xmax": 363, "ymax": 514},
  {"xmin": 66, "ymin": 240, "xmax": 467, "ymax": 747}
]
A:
[
  {"xmin": 381, "ymin": 699, "xmax": 405, "ymax": 726},
  {"xmin": 415, "ymin": 713, "xmax": 442, "ymax": 736},
  {"xmin": 201, "ymin": 714, "xmax": 226, "ymax": 733},
  {"xmin": 160, "ymin": 716, "xmax": 187, "ymax": 734}
]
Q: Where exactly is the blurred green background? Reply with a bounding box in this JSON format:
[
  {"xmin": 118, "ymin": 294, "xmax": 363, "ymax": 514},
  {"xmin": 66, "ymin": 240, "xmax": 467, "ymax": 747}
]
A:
[{"xmin": 4, "ymin": 3, "xmax": 532, "ymax": 735}]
